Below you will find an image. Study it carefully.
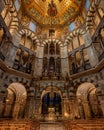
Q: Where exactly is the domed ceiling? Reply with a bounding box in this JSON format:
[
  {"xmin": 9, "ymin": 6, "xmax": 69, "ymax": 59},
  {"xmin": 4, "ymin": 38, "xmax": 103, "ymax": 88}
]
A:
[{"xmin": 22, "ymin": 0, "xmax": 85, "ymax": 26}]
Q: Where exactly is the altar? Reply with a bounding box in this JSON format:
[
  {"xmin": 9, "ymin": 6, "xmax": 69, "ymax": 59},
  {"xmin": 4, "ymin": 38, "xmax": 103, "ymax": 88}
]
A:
[
  {"xmin": 41, "ymin": 92, "xmax": 62, "ymax": 121},
  {"xmin": 47, "ymin": 107, "xmax": 56, "ymax": 121}
]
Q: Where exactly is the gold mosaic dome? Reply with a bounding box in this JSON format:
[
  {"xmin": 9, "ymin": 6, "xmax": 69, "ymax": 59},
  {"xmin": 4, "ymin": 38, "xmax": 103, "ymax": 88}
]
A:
[{"xmin": 21, "ymin": 0, "xmax": 85, "ymax": 26}]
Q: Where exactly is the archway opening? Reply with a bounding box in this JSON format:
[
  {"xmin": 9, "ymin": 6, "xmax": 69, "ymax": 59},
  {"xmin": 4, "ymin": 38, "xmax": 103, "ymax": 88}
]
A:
[
  {"xmin": 42, "ymin": 92, "xmax": 62, "ymax": 115},
  {"xmin": 76, "ymin": 82, "xmax": 103, "ymax": 119},
  {"xmin": 4, "ymin": 83, "xmax": 27, "ymax": 119}
]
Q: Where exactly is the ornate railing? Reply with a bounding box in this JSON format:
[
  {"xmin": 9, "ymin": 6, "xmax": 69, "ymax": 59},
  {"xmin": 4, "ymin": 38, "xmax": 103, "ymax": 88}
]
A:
[{"xmin": 69, "ymin": 16, "xmax": 104, "ymax": 75}]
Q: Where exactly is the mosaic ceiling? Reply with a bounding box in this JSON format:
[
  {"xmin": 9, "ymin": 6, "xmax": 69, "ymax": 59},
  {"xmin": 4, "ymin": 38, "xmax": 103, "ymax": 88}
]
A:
[{"xmin": 22, "ymin": 0, "xmax": 85, "ymax": 26}]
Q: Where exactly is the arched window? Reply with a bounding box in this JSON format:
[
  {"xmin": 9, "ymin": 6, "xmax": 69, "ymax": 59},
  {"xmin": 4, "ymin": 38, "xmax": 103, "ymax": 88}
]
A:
[
  {"xmin": 14, "ymin": 0, "xmax": 20, "ymax": 11},
  {"xmin": 3, "ymin": 83, "xmax": 27, "ymax": 118},
  {"xmin": 85, "ymin": 0, "xmax": 90, "ymax": 11},
  {"xmin": 29, "ymin": 21, "xmax": 36, "ymax": 32},
  {"xmin": 68, "ymin": 22, "xmax": 75, "ymax": 31}
]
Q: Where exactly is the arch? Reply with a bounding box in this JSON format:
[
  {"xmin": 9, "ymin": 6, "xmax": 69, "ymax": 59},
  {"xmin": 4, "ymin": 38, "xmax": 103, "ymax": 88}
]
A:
[
  {"xmin": 41, "ymin": 86, "xmax": 62, "ymax": 100},
  {"xmin": 3, "ymin": 0, "xmax": 19, "ymax": 34},
  {"xmin": 76, "ymin": 82, "xmax": 103, "ymax": 119},
  {"xmin": 65, "ymin": 0, "xmax": 102, "ymax": 45},
  {"xmin": 43, "ymin": 39, "xmax": 62, "ymax": 47},
  {"xmin": 42, "ymin": 39, "xmax": 61, "ymax": 78},
  {"xmin": 8, "ymin": 82, "xmax": 27, "ymax": 95},
  {"xmin": 4, "ymin": 82, "xmax": 27, "ymax": 119},
  {"xmin": 41, "ymin": 92, "xmax": 62, "ymax": 115},
  {"xmin": 77, "ymin": 82, "xmax": 95, "ymax": 100},
  {"xmin": 19, "ymin": 28, "xmax": 40, "ymax": 46},
  {"xmin": 40, "ymin": 86, "xmax": 62, "ymax": 121}
]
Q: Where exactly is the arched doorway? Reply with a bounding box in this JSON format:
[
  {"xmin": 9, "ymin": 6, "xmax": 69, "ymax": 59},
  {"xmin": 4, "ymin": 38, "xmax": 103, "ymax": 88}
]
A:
[
  {"xmin": 4, "ymin": 83, "xmax": 27, "ymax": 119},
  {"xmin": 41, "ymin": 86, "xmax": 62, "ymax": 121},
  {"xmin": 42, "ymin": 92, "xmax": 62, "ymax": 115},
  {"xmin": 76, "ymin": 82, "xmax": 103, "ymax": 119}
]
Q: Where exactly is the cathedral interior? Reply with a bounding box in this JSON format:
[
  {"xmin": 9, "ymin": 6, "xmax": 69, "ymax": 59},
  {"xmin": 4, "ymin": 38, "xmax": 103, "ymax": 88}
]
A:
[{"xmin": 0, "ymin": 0, "xmax": 104, "ymax": 129}]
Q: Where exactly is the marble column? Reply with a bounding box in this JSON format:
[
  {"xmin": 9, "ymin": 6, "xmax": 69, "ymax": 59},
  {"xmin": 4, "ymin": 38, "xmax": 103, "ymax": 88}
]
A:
[
  {"xmin": 80, "ymin": 50, "xmax": 85, "ymax": 70},
  {"xmin": 34, "ymin": 45, "xmax": 44, "ymax": 77},
  {"xmin": 5, "ymin": 30, "xmax": 20, "ymax": 67},
  {"xmin": 69, "ymin": 99, "xmax": 79, "ymax": 119},
  {"xmin": 0, "ymin": 32, "xmax": 7, "ymax": 50},
  {"xmin": 25, "ymin": 96, "xmax": 35, "ymax": 118},
  {"xmin": 78, "ymin": 102, "xmax": 85, "ymax": 119},
  {"xmin": 60, "ymin": 45, "xmax": 69, "ymax": 77},
  {"xmin": 84, "ymin": 31, "xmax": 99, "ymax": 67},
  {"xmin": 99, "ymin": 100, "xmax": 104, "ymax": 116},
  {"xmin": 12, "ymin": 101, "xmax": 20, "ymax": 119},
  {"xmin": 4, "ymin": 43, "xmax": 18, "ymax": 67},
  {"xmin": 0, "ymin": 0, "xmax": 5, "ymax": 13},
  {"xmin": 0, "ymin": 94, "xmax": 5, "ymax": 117},
  {"xmin": 83, "ymin": 100, "xmax": 91, "ymax": 119},
  {"xmin": 62, "ymin": 98, "xmax": 72, "ymax": 119},
  {"xmin": 61, "ymin": 99, "xmax": 64, "ymax": 117},
  {"xmin": 98, "ymin": 94, "xmax": 104, "ymax": 116}
]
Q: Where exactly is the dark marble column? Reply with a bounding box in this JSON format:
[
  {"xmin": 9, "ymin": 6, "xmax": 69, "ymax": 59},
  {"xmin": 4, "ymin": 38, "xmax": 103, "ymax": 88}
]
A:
[
  {"xmin": 84, "ymin": 31, "xmax": 99, "ymax": 67},
  {"xmin": 24, "ymin": 96, "xmax": 35, "ymax": 118}
]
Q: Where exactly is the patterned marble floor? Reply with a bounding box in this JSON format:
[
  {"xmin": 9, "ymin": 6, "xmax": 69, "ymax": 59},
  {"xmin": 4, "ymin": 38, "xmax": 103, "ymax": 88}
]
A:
[{"xmin": 40, "ymin": 122, "xmax": 65, "ymax": 130}]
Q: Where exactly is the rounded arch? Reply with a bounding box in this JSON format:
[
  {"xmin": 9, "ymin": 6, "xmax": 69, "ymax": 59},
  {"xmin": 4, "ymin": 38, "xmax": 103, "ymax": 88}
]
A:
[
  {"xmin": 76, "ymin": 82, "xmax": 95, "ymax": 100},
  {"xmin": 41, "ymin": 92, "xmax": 62, "ymax": 115},
  {"xmin": 8, "ymin": 82, "xmax": 27, "ymax": 96},
  {"xmin": 41, "ymin": 86, "xmax": 62, "ymax": 100},
  {"xmin": 4, "ymin": 82, "xmax": 27, "ymax": 119},
  {"xmin": 76, "ymin": 82, "xmax": 103, "ymax": 119},
  {"xmin": 65, "ymin": 0, "xmax": 102, "ymax": 45},
  {"xmin": 43, "ymin": 39, "xmax": 62, "ymax": 47},
  {"xmin": 41, "ymin": 86, "xmax": 62, "ymax": 117},
  {"xmin": 19, "ymin": 28, "xmax": 40, "ymax": 46}
]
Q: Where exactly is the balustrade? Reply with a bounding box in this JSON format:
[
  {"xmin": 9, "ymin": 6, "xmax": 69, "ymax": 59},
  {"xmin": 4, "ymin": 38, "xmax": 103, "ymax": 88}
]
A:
[{"xmin": 69, "ymin": 16, "xmax": 104, "ymax": 75}]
